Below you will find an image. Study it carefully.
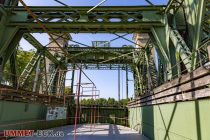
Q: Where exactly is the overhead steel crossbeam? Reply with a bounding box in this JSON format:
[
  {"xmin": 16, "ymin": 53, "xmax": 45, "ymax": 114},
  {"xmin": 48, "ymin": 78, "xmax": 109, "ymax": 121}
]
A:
[
  {"xmin": 67, "ymin": 64, "xmax": 132, "ymax": 71},
  {"xmin": 65, "ymin": 47, "xmax": 142, "ymax": 64},
  {"xmin": 6, "ymin": 6, "xmax": 165, "ymax": 33}
]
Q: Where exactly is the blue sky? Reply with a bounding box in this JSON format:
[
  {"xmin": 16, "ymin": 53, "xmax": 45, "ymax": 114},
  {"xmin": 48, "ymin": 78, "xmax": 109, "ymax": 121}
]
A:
[
  {"xmin": 19, "ymin": 0, "xmax": 168, "ymax": 99},
  {"xmin": 20, "ymin": 0, "xmax": 168, "ymax": 6}
]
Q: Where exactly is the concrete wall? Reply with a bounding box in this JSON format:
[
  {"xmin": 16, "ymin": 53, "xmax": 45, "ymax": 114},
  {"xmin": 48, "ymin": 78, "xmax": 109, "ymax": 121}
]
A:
[{"xmin": 129, "ymin": 99, "xmax": 210, "ymax": 140}]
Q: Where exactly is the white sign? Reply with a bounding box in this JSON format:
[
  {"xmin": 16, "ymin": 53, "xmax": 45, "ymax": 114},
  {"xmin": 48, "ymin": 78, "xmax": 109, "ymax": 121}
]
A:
[{"xmin": 46, "ymin": 107, "xmax": 67, "ymax": 120}]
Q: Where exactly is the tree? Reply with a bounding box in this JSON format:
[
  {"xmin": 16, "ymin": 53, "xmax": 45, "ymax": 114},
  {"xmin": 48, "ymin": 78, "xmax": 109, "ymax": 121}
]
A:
[
  {"xmin": 80, "ymin": 98, "xmax": 129, "ymax": 107},
  {"xmin": 119, "ymin": 99, "xmax": 129, "ymax": 106},
  {"xmin": 3, "ymin": 47, "xmax": 35, "ymax": 86},
  {"xmin": 16, "ymin": 47, "xmax": 35, "ymax": 75},
  {"xmin": 64, "ymin": 87, "xmax": 72, "ymax": 94},
  {"xmin": 107, "ymin": 98, "xmax": 118, "ymax": 106}
]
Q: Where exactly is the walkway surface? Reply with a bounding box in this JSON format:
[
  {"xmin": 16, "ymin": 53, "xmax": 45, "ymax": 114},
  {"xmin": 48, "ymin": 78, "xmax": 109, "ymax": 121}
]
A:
[{"xmin": 13, "ymin": 124, "xmax": 149, "ymax": 140}]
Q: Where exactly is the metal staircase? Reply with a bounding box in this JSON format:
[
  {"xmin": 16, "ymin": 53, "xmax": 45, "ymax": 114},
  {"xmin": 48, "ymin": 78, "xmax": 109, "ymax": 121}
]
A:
[
  {"xmin": 149, "ymin": 58, "xmax": 158, "ymax": 88},
  {"xmin": 57, "ymin": 71, "xmax": 66, "ymax": 96},
  {"xmin": 18, "ymin": 52, "xmax": 41, "ymax": 87},
  {"xmin": 47, "ymin": 67, "xmax": 58, "ymax": 94},
  {"xmin": 169, "ymin": 27, "xmax": 192, "ymax": 71}
]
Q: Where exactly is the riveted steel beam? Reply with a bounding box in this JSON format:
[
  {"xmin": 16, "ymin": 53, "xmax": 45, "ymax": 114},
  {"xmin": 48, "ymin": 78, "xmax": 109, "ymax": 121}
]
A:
[
  {"xmin": 169, "ymin": 27, "xmax": 192, "ymax": 72},
  {"xmin": 23, "ymin": 33, "xmax": 66, "ymax": 68},
  {"xmin": 190, "ymin": 0, "xmax": 206, "ymax": 69},
  {"xmin": 66, "ymin": 47, "xmax": 141, "ymax": 64},
  {"xmin": 151, "ymin": 27, "xmax": 172, "ymax": 80},
  {"xmin": 6, "ymin": 6, "xmax": 165, "ymax": 33}
]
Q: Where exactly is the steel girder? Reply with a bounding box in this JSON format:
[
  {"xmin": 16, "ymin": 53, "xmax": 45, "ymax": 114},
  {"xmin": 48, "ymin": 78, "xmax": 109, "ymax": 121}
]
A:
[
  {"xmin": 9, "ymin": 51, "xmax": 17, "ymax": 88},
  {"xmin": 5, "ymin": 6, "xmax": 165, "ymax": 33},
  {"xmin": 189, "ymin": 0, "xmax": 206, "ymax": 69},
  {"xmin": 23, "ymin": 33, "xmax": 66, "ymax": 68},
  {"xmin": 151, "ymin": 26, "xmax": 173, "ymax": 80},
  {"xmin": 0, "ymin": 1, "xmax": 208, "ymax": 98},
  {"xmin": 0, "ymin": 5, "xmax": 23, "ymax": 81},
  {"xmin": 169, "ymin": 27, "xmax": 192, "ymax": 72},
  {"xmin": 18, "ymin": 51, "xmax": 42, "ymax": 87},
  {"xmin": 67, "ymin": 63, "xmax": 132, "ymax": 71},
  {"xmin": 66, "ymin": 47, "xmax": 142, "ymax": 64}
]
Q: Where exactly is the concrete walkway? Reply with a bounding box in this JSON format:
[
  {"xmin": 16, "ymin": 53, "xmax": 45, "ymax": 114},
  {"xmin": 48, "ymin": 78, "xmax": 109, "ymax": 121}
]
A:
[{"xmin": 13, "ymin": 124, "xmax": 149, "ymax": 140}]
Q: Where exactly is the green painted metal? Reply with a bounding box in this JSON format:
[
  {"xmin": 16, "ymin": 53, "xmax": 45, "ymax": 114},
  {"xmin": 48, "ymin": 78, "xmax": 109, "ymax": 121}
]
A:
[
  {"xmin": 18, "ymin": 51, "xmax": 42, "ymax": 87},
  {"xmin": 0, "ymin": 100, "xmax": 46, "ymax": 129},
  {"xmin": 0, "ymin": 100, "xmax": 128, "ymax": 130},
  {"xmin": 164, "ymin": 0, "xmax": 185, "ymax": 14},
  {"xmin": 9, "ymin": 52, "xmax": 17, "ymax": 88},
  {"xmin": 129, "ymin": 99, "xmax": 210, "ymax": 140},
  {"xmin": 190, "ymin": 0, "xmax": 206, "ymax": 69},
  {"xmin": 2, "ymin": 0, "xmax": 18, "ymax": 6},
  {"xmin": 169, "ymin": 27, "xmax": 192, "ymax": 72},
  {"xmin": 5, "ymin": 6, "xmax": 165, "ymax": 33},
  {"xmin": 0, "ymin": 100, "xmax": 73, "ymax": 131},
  {"xmin": 0, "ymin": 0, "xmax": 208, "ymax": 97},
  {"xmin": 23, "ymin": 33, "xmax": 65, "ymax": 68},
  {"xmin": 66, "ymin": 47, "xmax": 138, "ymax": 64},
  {"xmin": 151, "ymin": 26, "xmax": 172, "ymax": 81}
]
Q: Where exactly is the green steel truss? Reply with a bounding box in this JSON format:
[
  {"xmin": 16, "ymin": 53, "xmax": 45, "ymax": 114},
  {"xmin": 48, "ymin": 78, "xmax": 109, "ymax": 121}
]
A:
[
  {"xmin": 66, "ymin": 47, "xmax": 138, "ymax": 64},
  {"xmin": 0, "ymin": 0, "xmax": 209, "ymax": 97},
  {"xmin": 6, "ymin": 6, "xmax": 165, "ymax": 33}
]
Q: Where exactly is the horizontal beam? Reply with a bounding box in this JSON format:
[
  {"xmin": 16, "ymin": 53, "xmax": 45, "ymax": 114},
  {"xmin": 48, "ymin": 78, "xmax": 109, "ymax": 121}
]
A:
[
  {"xmin": 10, "ymin": 6, "xmax": 165, "ymax": 12},
  {"xmin": 128, "ymin": 88, "xmax": 210, "ymax": 108},
  {"xmin": 67, "ymin": 64, "xmax": 133, "ymax": 71},
  {"xmin": 67, "ymin": 53, "xmax": 134, "ymax": 64},
  {"xmin": 9, "ymin": 23, "xmax": 155, "ymax": 33},
  {"xmin": 154, "ymin": 66, "xmax": 210, "ymax": 94},
  {"xmin": 128, "ymin": 66, "xmax": 210, "ymax": 107},
  {"xmin": 6, "ymin": 6, "xmax": 166, "ymax": 33},
  {"xmin": 66, "ymin": 47, "xmax": 139, "ymax": 52}
]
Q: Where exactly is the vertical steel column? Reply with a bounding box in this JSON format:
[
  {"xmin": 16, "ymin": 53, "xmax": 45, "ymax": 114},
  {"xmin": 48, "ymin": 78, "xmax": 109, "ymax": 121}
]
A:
[
  {"xmin": 126, "ymin": 65, "xmax": 129, "ymax": 99},
  {"xmin": 145, "ymin": 48, "xmax": 152, "ymax": 91},
  {"xmin": 151, "ymin": 26, "xmax": 172, "ymax": 80},
  {"xmin": 71, "ymin": 64, "xmax": 75, "ymax": 94},
  {"xmin": 56, "ymin": 70, "xmax": 61, "ymax": 96},
  {"xmin": 33, "ymin": 58, "xmax": 41, "ymax": 92},
  {"xmin": 43, "ymin": 54, "xmax": 48, "ymax": 95},
  {"xmin": 190, "ymin": 0, "xmax": 206, "ymax": 69},
  {"xmin": 10, "ymin": 52, "xmax": 17, "ymax": 88}
]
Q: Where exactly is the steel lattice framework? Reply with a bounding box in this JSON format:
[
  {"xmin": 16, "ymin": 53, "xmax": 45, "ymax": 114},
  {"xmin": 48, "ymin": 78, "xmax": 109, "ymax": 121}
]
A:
[
  {"xmin": 7, "ymin": 6, "xmax": 165, "ymax": 33},
  {"xmin": 0, "ymin": 0, "xmax": 209, "ymax": 99}
]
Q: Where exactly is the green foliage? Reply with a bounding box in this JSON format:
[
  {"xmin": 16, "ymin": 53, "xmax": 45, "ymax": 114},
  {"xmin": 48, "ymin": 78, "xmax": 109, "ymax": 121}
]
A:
[
  {"xmin": 80, "ymin": 98, "xmax": 129, "ymax": 107},
  {"xmin": 119, "ymin": 99, "xmax": 129, "ymax": 106},
  {"xmin": 16, "ymin": 47, "xmax": 35, "ymax": 75},
  {"xmin": 3, "ymin": 47, "xmax": 35, "ymax": 86},
  {"xmin": 64, "ymin": 87, "xmax": 72, "ymax": 94}
]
